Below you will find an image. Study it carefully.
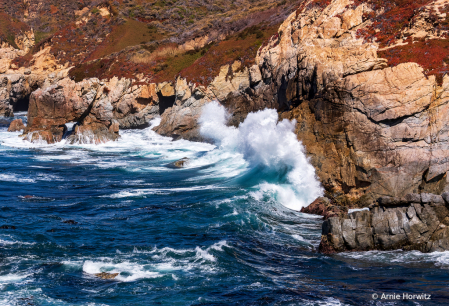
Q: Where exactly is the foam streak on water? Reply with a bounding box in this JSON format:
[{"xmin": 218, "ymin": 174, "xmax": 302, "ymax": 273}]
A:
[{"xmin": 0, "ymin": 111, "xmax": 448, "ymax": 305}]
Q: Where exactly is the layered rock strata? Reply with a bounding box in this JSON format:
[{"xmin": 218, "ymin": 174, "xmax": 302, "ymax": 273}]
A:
[{"xmin": 319, "ymin": 193, "xmax": 449, "ymax": 254}]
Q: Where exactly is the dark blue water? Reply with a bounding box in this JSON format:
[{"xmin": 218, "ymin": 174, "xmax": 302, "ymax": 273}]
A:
[{"xmin": 1, "ymin": 112, "xmax": 449, "ymax": 306}]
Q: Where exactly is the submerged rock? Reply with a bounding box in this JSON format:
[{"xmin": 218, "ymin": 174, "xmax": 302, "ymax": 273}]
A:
[
  {"xmin": 172, "ymin": 157, "xmax": 190, "ymax": 168},
  {"xmin": 62, "ymin": 220, "xmax": 78, "ymax": 225},
  {"xmin": 95, "ymin": 272, "xmax": 119, "ymax": 280},
  {"xmin": 319, "ymin": 193, "xmax": 449, "ymax": 254},
  {"xmin": 8, "ymin": 118, "xmax": 25, "ymax": 132}
]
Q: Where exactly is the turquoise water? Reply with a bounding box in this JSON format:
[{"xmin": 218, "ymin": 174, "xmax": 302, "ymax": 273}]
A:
[{"xmin": 0, "ymin": 108, "xmax": 449, "ymax": 305}]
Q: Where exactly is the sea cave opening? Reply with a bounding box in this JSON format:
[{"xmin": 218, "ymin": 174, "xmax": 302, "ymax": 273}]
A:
[
  {"xmin": 13, "ymin": 96, "xmax": 30, "ymax": 113},
  {"xmin": 157, "ymin": 92, "xmax": 176, "ymax": 115}
]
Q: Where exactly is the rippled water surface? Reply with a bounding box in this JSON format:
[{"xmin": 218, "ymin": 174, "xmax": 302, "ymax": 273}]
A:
[{"xmin": 1, "ymin": 110, "xmax": 449, "ymax": 305}]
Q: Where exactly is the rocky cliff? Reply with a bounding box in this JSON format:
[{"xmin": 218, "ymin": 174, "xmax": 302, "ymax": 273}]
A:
[
  {"xmin": 155, "ymin": 0, "xmax": 449, "ymax": 206},
  {"xmin": 2, "ymin": 0, "xmax": 449, "ymax": 207}
]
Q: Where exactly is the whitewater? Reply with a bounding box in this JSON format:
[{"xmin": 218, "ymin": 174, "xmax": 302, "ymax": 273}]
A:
[{"xmin": 0, "ymin": 105, "xmax": 449, "ymax": 305}]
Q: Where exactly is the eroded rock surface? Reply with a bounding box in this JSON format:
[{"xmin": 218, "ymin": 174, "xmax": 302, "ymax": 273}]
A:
[
  {"xmin": 300, "ymin": 197, "xmax": 349, "ymax": 220},
  {"xmin": 320, "ymin": 193, "xmax": 449, "ymax": 254},
  {"xmin": 8, "ymin": 118, "xmax": 25, "ymax": 132},
  {"xmin": 153, "ymin": 0, "xmax": 449, "ymax": 204},
  {"xmin": 24, "ymin": 77, "xmax": 156, "ymax": 144}
]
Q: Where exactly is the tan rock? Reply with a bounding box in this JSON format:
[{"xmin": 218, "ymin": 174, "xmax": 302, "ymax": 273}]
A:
[
  {"xmin": 8, "ymin": 119, "xmax": 25, "ymax": 132},
  {"xmin": 158, "ymin": 82, "xmax": 175, "ymax": 97},
  {"xmin": 341, "ymin": 6, "xmax": 364, "ymax": 31},
  {"xmin": 95, "ymin": 272, "xmax": 119, "ymax": 280},
  {"xmin": 0, "ymin": 58, "xmax": 11, "ymax": 74},
  {"xmin": 320, "ymin": 17, "xmax": 341, "ymax": 39},
  {"xmin": 208, "ymin": 61, "xmax": 249, "ymax": 101},
  {"xmin": 139, "ymin": 83, "xmax": 158, "ymax": 100}
]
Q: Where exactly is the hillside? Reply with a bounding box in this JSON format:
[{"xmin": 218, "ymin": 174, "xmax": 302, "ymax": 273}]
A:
[{"xmin": 2, "ymin": 0, "xmax": 298, "ymax": 84}]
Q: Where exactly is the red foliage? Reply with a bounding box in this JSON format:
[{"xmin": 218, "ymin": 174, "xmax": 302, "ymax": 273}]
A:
[
  {"xmin": 68, "ymin": 54, "xmax": 153, "ymax": 83},
  {"xmin": 353, "ymin": 0, "xmax": 436, "ymax": 47},
  {"xmin": 0, "ymin": 12, "xmax": 30, "ymax": 48},
  {"xmin": 379, "ymin": 38, "xmax": 449, "ymax": 85}
]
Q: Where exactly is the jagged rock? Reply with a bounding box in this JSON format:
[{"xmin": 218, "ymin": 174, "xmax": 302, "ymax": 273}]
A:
[
  {"xmin": 150, "ymin": 0, "xmax": 449, "ymax": 204},
  {"xmin": 7, "ymin": 118, "xmax": 25, "ymax": 132},
  {"xmin": 0, "ymin": 58, "xmax": 11, "ymax": 74},
  {"xmin": 22, "ymin": 76, "xmax": 164, "ymax": 144},
  {"xmin": 300, "ymin": 197, "xmax": 349, "ymax": 220},
  {"xmin": 0, "ymin": 71, "xmax": 66, "ymax": 117},
  {"xmin": 94, "ymin": 272, "xmax": 119, "ymax": 280},
  {"xmin": 154, "ymin": 86, "xmax": 209, "ymax": 141},
  {"xmin": 320, "ymin": 193, "xmax": 449, "ymax": 254}
]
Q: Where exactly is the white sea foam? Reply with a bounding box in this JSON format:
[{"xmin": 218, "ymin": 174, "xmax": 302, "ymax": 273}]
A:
[
  {"xmin": 0, "ymin": 173, "xmax": 63, "ymax": 183},
  {"xmin": 0, "ymin": 235, "xmax": 36, "ymax": 246},
  {"xmin": 83, "ymin": 260, "xmax": 161, "ymax": 282},
  {"xmin": 106, "ymin": 185, "xmax": 223, "ymax": 198},
  {"xmin": 340, "ymin": 249, "xmax": 449, "ymax": 268},
  {"xmin": 348, "ymin": 208, "xmax": 369, "ymax": 214},
  {"xmin": 0, "ymin": 174, "xmax": 35, "ymax": 183},
  {"xmin": 80, "ymin": 240, "xmax": 229, "ymax": 282},
  {"xmin": 199, "ymin": 101, "xmax": 323, "ymax": 210},
  {"xmin": 0, "ymin": 273, "xmax": 32, "ymax": 284}
]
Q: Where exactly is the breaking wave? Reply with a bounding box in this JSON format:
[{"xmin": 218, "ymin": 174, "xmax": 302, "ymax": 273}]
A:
[{"xmin": 199, "ymin": 101, "xmax": 323, "ymax": 210}]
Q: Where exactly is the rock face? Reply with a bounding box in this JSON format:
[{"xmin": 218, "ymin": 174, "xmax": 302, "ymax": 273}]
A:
[
  {"xmin": 8, "ymin": 118, "xmax": 25, "ymax": 132},
  {"xmin": 320, "ymin": 193, "xmax": 449, "ymax": 254},
  {"xmin": 22, "ymin": 76, "xmax": 162, "ymax": 143},
  {"xmin": 152, "ymin": 0, "xmax": 449, "ymax": 205},
  {"xmin": 4, "ymin": 0, "xmax": 449, "ymax": 205},
  {"xmin": 0, "ymin": 73, "xmax": 47, "ymax": 117},
  {"xmin": 255, "ymin": 0, "xmax": 449, "ymax": 204}
]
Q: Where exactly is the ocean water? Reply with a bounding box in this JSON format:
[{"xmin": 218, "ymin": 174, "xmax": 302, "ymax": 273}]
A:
[{"xmin": 0, "ymin": 105, "xmax": 448, "ymax": 306}]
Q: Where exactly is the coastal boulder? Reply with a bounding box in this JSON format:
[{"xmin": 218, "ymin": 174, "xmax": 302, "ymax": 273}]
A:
[{"xmin": 8, "ymin": 118, "xmax": 25, "ymax": 132}]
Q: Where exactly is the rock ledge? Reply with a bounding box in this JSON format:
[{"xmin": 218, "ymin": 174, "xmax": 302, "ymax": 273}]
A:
[{"xmin": 319, "ymin": 193, "xmax": 449, "ymax": 254}]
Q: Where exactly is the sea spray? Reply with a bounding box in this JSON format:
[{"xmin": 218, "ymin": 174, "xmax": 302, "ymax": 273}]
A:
[{"xmin": 198, "ymin": 101, "xmax": 323, "ymax": 210}]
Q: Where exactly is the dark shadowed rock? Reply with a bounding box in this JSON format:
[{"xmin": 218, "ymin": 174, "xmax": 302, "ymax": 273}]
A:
[
  {"xmin": 62, "ymin": 220, "xmax": 78, "ymax": 225},
  {"xmin": 403, "ymin": 193, "xmax": 421, "ymax": 203},
  {"xmin": 378, "ymin": 197, "xmax": 401, "ymax": 207},
  {"xmin": 442, "ymin": 192, "xmax": 449, "ymax": 204}
]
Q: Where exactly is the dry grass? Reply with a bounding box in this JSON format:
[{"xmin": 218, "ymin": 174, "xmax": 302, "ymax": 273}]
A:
[
  {"xmin": 130, "ymin": 44, "xmax": 185, "ymax": 64},
  {"xmin": 89, "ymin": 18, "xmax": 166, "ymax": 60}
]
